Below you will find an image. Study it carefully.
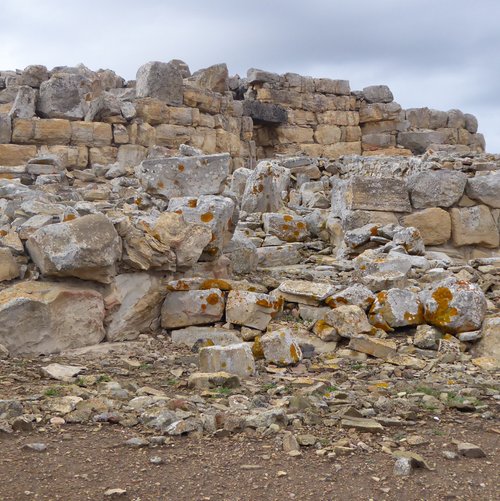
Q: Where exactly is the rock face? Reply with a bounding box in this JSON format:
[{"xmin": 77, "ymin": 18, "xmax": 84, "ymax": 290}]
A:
[
  {"xmin": 0, "ymin": 282, "xmax": 105, "ymax": 355},
  {"xmin": 135, "ymin": 61, "xmax": 183, "ymax": 105},
  {"xmin": 408, "ymin": 171, "xmax": 467, "ymax": 208},
  {"xmin": 0, "ymin": 248, "xmax": 20, "ymax": 281},
  {"xmin": 420, "ymin": 280, "xmax": 487, "ymax": 334},
  {"xmin": 403, "ymin": 208, "xmax": 451, "ymax": 245},
  {"xmin": 466, "ymin": 173, "xmax": 500, "ymax": 208},
  {"xmin": 26, "ymin": 214, "xmax": 122, "ymax": 283},
  {"xmin": 136, "ymin": 153, "xmax": 230, "ymax": 200},
  {"xmin": 450, "ymin": 205, "xmax": 499, "ymax": 248}
]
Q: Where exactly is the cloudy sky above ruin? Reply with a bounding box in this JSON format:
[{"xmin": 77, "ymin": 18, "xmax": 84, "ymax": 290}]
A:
[{"xmin": 1, "ymin": 0, "xmax": 499, "ymax": 152}]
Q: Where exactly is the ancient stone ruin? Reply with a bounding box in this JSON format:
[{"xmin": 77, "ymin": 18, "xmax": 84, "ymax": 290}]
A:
[{"xmin": 0, "ymin": 60, "xmax": 498, "ymax": 476}]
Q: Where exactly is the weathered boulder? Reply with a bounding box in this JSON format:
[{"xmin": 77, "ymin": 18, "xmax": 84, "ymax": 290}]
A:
[
  {"xmin": 420, "ymin": 279, "xmax": 487, "ymax": 334},
  {"xmin": 0, "ymin": 282, "xmax": 105, "ymax": 355},
  {"xmin": 105, "ymin": 273, "xmax": 166, "ymax": 341},
  {"xmin": 331, "ymin": 177, "xmax": 411, "ymax": 213},
  {"xmin": 37, "ymin": 73, "xmax": 92, "ymax": 120},
  {"xmin": 402, "ymin": 208, "xmax": 451, "ymax": 245},
  {"xmin": 392, "ymin": 226, "xmax": 425, "ymax": 255},
  {"xmin": 242, "ymin": 100, "xmax": 288, "ymax": 124},
  {"xmin": 136, "ymin": 153, "xmax": 230, "ymax": 200},
  {"xmin": 408, "ymin": 171, "xmax": 467, "ymax": 209},
  {"xmin": 414, "ymin": 324, "xmax": 442, "ymax": 350},
  {"xmin": 160, "ymin": 289, "xmax": 225, "ymax": 329},
  {"xmin": 9, "ymin": 86, "xmax": 37, "ymax": 119},
  {"xmin": 0, "ymin": 248, "xmax": 20, "ymax": 281},
  {"xmin": 189, "ymin": 63, "xmax": 229, "ymax": 93},
  {"xmin": 398, "ymin": 131, "xmax": 448, "ymax": 154},
  {"xmin": 223, "ymin": 232, "xmax": 259, "ymax": 274},
  {"xmin": 167, "ymin": 195, "xmax": 236, "ymax": 259},
  {"xmin": 325, "ymin": 284, "xmax": 375, "ymax": 311},
  {"xmin": 465, "ymin": 173, "xmax": 500, "ymax": 208},
  {"xmin": 450, "ymin": 205, "xmax": 499, "ymax": 248},
  {"xmin": 262, "ymin": 213, "xmax": 310, "ymax": 242},
  {"xmin": 369, "ymin": 289, "xmax": 424, "ymax": 331},
  {"xmin": 260, "ymin": 329, "xmax": 303, "ymax": 366},
  {"xmin": 26, "ymin": 214, "xmax": 122, "ymax": 283},
  {"xmin": 199, "ymin": 343, "xmax": 255, "ymax": 377},
  {"xmin": 241, "ymin": 161, "xmax": 291, "ymax": 213},
  {"xmin": 226, "ymin": 290, "xmax": 282, "ymax": 330},
  {"xmin": 135, "ymin": 61, "xmax": 183, "ymax": 105},
  {"xmin": 362, "ymin": 85, "xmax": 393, "ymax": 104},
  {"xmin": 277, "ymin": 280, "xmax": 335, "ymax": 306},
  {"xmin": 325, "ymin": 305, "xmax": 373, "ymax": 338}
]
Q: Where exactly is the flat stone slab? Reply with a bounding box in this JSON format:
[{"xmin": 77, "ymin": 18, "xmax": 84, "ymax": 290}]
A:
[{"xmin": 171, "ymin": 326, "xmax": 241, "ymax": 348}]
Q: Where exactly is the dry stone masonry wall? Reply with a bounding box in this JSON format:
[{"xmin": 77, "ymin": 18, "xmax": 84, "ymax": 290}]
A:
[{"xmin": 0, "ymin": 60, "xmax": 498, "ymax": 381}]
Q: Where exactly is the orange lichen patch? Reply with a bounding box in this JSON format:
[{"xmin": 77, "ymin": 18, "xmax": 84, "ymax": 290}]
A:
[
  {"xmin": 370, "ymin": 226, "xmax": 379, "ymax": 236},
  {"xmin": 134, "ymin": 197, "xmax": 142, "ymax": 206},
  {"xmin": 63, "ymin": 214, "xmax": 76, "ymax": 222},
  {"xmin": 200, "ymin": 279, "xmax": 231, "ymax": 290},
  {"xmin": 281, "ymin": 224, "xmax": 290, "ymax": 231},
  {"xmin": 166, "ymin": 280, "xmax": 190, "ymax": 291},
  {"xmin": 188, "ymin": 198, "xmax": 198, "ymax": 208},
  {"xmin": 290, "ymin": 343, "xmax": 300, "ymax": 363},
  {"xmin": 206, "ymin": 293, "xmax": 220, "ymax": 305},
  {"xmin": 252, "ymin": 336, "xmax": 264, "ymax": 359},
  {"xmin": 0, "ymin": 230, "xmax": 7, "ymax": 237},
  {"xmin": 200, "ymin": 212, "xmax": 214, "ymax": 223},
  {"xmin": 325, "ymin": 296, "xmax": 347, "ymax": 308},
  {"xmin": 205, "ymin": 247, "xmax": 219, "ymax": 256},
  {"xmin": 220, "ymin": 361, "xmax": 227, "ymax": 368},
  {"xmin": 296, "ymin": 221, "xmax": 305, "ymax": 229},
  {"xmin": 201, "ymin": 303, "xmax": 207, "ymax": 311},
  {"xmin": 403, "ymin": 303, "xmax": 425, "ymax": 325},
  {"xmin": 368, "ymin": 314, "xmax": 393, "ymax": 332},
  {"xmin": 283, "ymin": 215, "xmax": 293, "ymax": 222},
  {"xmin": 293, "ymin": 231, "xmax": 300, "ymax": 238},
  {"xmin": 256, "ymin": 297, "xmax": 282, "ymax": 310},
  {"xmin": 157, "ymin": 181, "xmax": 164, "ymax": 188},
  {"xmin": 313, "ymin": 319, "xmax": 332, "ymax": 335},
  {"xmin": 0, "ymin": 174, "xmax": 14, "ymax": 179},
  {"xmin": 174, "ymin": 209, "xmax": 183, "ymax": 215},
  {"xmin": 152, "ymin": 232, "xmax": 161, "ymax": 241},
  {"xmin": 424, "ymin": 287, "xmax": 458, "ymax": 329},
  {"xmin": 178, "ymin": 164, "xmax": 185, "ymax": 171},
  {"xmin": 257, "ymin": 183, "xmax": 264, "ymax": 192}
]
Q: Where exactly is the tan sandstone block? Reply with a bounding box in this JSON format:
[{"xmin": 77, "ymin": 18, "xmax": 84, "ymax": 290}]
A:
[
  {"xmin": 276, "ymin": 126, "xmax": 314, "ymax": 144},
  {"xmin": 34, "ymin": 119, "xmax": 71, "ymax": 145},
  {"xmin": 403, "ymin": 208, "xmax": 451, "ymax": 245},
  {"xmin": 135, "ymin": 98, "xmax": 169, "ymax": 125},
  {"xmin": 71, "ymin": 122, "xmax": 112, "ymax": 147},
  {"xmin": 89, "ymin": 146, "xmax": 118, "ymax": 165},
  {"xmin": 451, "ymin": 205, "xmax": 499, "ymax": 248},
  {"xmin": 314, "ymin": 125, "xmax": 342, "ymax": 144},
  {"xmin": 0, "ymin": 144, "xmax": 37, "ymax": 165}
]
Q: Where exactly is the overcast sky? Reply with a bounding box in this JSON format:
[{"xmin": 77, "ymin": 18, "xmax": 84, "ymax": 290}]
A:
[{"xmin": 1, "ymin": 0, "xmax": 499, "ymax": 152}]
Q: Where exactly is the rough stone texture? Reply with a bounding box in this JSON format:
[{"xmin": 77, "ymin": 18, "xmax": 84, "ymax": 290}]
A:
[
  {"xmin": 262, "ymin": 213, "xmax": 309, "ymax": 242},
  {"xmin": 135, "ymin": 61, "xmax": 183, "ymax": 105},
  {"xmin": 408, "ymin": 171, "xmax": 467, "ymax": 209},
  {"xmin": 0, "ymin": 248, "xmax": 20, "ymax": 281},
  {"xmin": 105, "ymin": 273, "xmax": 165, "ymax": 341},
  {"xmin": 450, "ymin": 205, "xmax": 499, "ymax": 248},
  {"xmin": 465, "ymin": 173, "xmax": 500, "ymax": 208},
  {"xmin": 242, "ymin": 101, "xmax": 287, "ymax": 124},
  {"xmin": 160, "ymin": 289, "xmax": 225, "ymax": 329},
  {"xmin": 420, "ymin": 279, "xmax": 487, "ymax": 334},
  {"xmin": 260, "ymin": 329, "xmax": 303, "ymax": 366},
  {"xmin": 348, "ymin": 335, "xmax": 397, "ymax": 359},
  {"xmin": 331, "ymin": 177, "xmax": 411, "ymax": 213},
  {"xmin": 26, "ymin": 214, "xmax": 122, "ymax": 283},
  {"xmin": 403, "ymin": 208, "xmax": 451, "ymax": 245},
  {"xmin": 398, "ymin": 131, "xmax": 448, "ymax": 154},
  {"xmin": 369, "ymin": 289, "xmax": 424, "ymax": 331},
  {"xmin": 414, "ymin": 324, "xmax": 442, "ymax": 350},
  {"xmin": 325, "ymin": 305, "xmax": 373, "ymax": 338},
  {"xmin": 277, "ymin": 280, "xmax": 335, "ymax": 305},
  {"xmin": 189, "ymin": 63, "xmax": 229, "ymax": 94},
  {"xmin": 0, "ymin": 282, "xmax": 105, "ymax": 355},
  {"xmin": 199, "ymin": 343, "xmax": 255, "ymax": 377},
  {"xmin": 241, "ymin": 161, "xmax": 291, "ymax": 213},
  {"xmin": 9, "ymin": 86, "xmax": 37, "ymax": 119},
  {"xmin": 226, "ymin": 290, "xmax": 282, "ymax": 330},
  {"xmin": 0, "ymin": 144, "xmax": 37, "ymax": 165},
  {"xmin": 325, "ymin": 284, "xmax": 375, "ymax": 311},
  {"xmin": 362, "ymin": 85, "xmax": 394, "ymax": 104},
  {"xmin": 136, "ymin": 153, "xmax": 230, "ymax": 200},
  {"xmin": 171, "ymin": 326, "xmax": 241, "ymax": 348},
  {"xmin": 472, "ymin": 317, "xmax": 500, "ymax": 362}
]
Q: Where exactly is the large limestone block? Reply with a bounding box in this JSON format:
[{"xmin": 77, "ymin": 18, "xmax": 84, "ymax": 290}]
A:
[
  {"xmin": 348, "ymin": 335, "xmax": 397, "ymax": 359},
  {"xmin": 314, "ymin": 124, "xmax": 342, "ymax": 144},
  {"xmin": 257, "ymin": 244, "xmax": 303, "ymax": 267},
  {"xmin": 405, "ymin": 108, "xmax": 448, "ymax": 129},
  {"xmin": 37, "ymin": 73, "xmax": 92, "ymax": 120},
  {"xmin": 402, "ymin": 208, "xmax": 451, "ymax": 245},
  {"xmin": 0, "ymin": 248, "xmax": 20, "ymax": 281},
  {"xmin": 472, "ymin": 318, "xmax": 500, "ymax": 362},
  {"xmin": 223, "ymin": 231, "xmax": 259, "ymax": 274},
  {"xmin": 241, "ymin": 161, "xmax": 291, "ymax": 213},
  {"xmin": 70, "ymin": 122, "xmax": 112, "ymax": 147},
  {"xmin": 331, "ymin": 176, "xmax": 411, "ymax": 214},
  {"xmin": 151, "ymin": 212, "xmax": 211, "ymax": 269},
  {"xmin": 0, "ymin": 143, "xmax": 35, "ymax": 165},
  {"xmin": 420, "ymin": 279, "xmax": 487, "ymax": 334},
  {"xmin": 398, "ymin": 131, "xmax": 448, "ymax": 154},
  {"xmin": 226, "ymin": 290, "xmax": 282, "ymax": 330},
  {"xmin": 276, "ymin": 125, "xmax": 314, "ymax": 144},
  {"xmin": 134, "ymin": 98, "xmax": 170, "ymax": 125},
  {"xmin": 359, "ymin": 102, "xmax": 401, "ymax": 123},
  {"xmin": 277, "ymin": 280, "xmax": 335, "ymax": 306},
  {"xmin": 167, "ymin": 195, "xmax": 236, "ymax": 259},
  {"xmin": 325, "ymin": 305, "xmax": 373, "ymax": 338},
  {"xmin": 105, "ymin": 273, "xmax": 166, "ymax": 341},
  {"xmin": 260, "ymin": 328, "xmax": 302, "ymax": 366},
  {"xmin": 189, "ymin": 63, "xmax": 229, "ymax": 93},
  {"xmin": 362, "ymin": 85, "xmax": 394, "ymax": 104},
  {"xmin": 26, "ymin": 214, "xmax": 122, "ymax": 283},
  {"xmin": 136, "ymin": 153, "xmax": 230, "ymax": 200},
  {"xmin": 450, "ymin": 205, "xmax": 499, "ymax": 248},
  {"xmin": 369, "ymin": 289, "xmax": 424, "ymax": 331},
  {"xmin": 0, "ymin": 282, "xmax": 105, "ymax": 355},
  {"xmin": 465, "ymin": 173, "xmax": 500, "ymax": 208},
  {"xmin": 199, "ymin": 343, "xmax": 255, "ymax": 377},
  {"xmin": 242, "ymin": 101, "xmax": 287, "ymax": 124},
  {"xmin": 408, "ymin": 170, "xmax": 467, "ymax": 209},
  {"xmin": 262, "ymin": 213, "xmax": 310, "ymax": 242},
  {"xmin": 135, "ymin": 61, "xmax": 183, "ymax": 105},
  {"xmin": 171, "ymin": 326, "xmax": 240, "ymax": 348},
  {"xmin": 9, "ymin": 86, "xmax": 37, "ymax": 119},
  {"xmin": 160, "ymin": 288, "xmax": 225, "ymax": 329}
]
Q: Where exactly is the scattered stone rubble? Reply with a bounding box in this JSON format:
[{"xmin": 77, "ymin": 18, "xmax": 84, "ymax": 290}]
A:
[{"xmin": 0, "ymin": 60, "xmax": 498, "ymax": 476}]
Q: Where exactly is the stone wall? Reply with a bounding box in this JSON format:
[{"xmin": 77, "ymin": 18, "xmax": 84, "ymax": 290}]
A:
[{"xmin": 0, "ymin": 61, "xmax": 486, "ymax": 173}]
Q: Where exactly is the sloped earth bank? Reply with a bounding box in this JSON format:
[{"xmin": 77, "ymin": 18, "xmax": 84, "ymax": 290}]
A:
[{"xmin": 0, "ymin": 337, "xmax": 498, "ymax": 501}]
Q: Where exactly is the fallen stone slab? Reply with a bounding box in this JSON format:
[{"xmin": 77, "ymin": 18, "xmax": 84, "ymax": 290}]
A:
[
  {"xmin": 260, "ymin": 328, "xmax": 303, "ymax": 366},
  {"xmin": 226, "ymin": 290, "xmax": 282, "ymax": 330},
  {"xmin": 277, "ymin": 280, "xmax": 335, "ymax": 306},
  {"xmin": 0, "ymin": 281, "xmax": 105, "ymax": 356},
  {"xmin": 341, "ymin": 417, "xmax": 384, "ymax": 433},
  {"xmin": 348, "ymin": 335, "xmax": 397, "ymax": 359},
  {"xmin": 188, "ymin": 371, "xmax": 240, "ymax": 389},
  {"xmin": 199, "ymin": 343, "xmax": 255, "ymax": 377},
  {"xmin": 41, "ymin": 363, "xmax": 85, "ymax": 382}
]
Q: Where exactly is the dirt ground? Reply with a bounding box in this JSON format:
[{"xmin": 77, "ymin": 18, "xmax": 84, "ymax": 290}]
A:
[{"xmin": 0, "ymin": 418, "xmax": 498, "ymax": 501}]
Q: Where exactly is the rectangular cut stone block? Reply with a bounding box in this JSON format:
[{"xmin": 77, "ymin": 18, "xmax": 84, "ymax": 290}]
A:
[
  {"xmin": 71, "ymin": 122, "xmax": 112, "ymax": 146},
  {"xmin": 136, "ymin": 153, "xmax": 230, "ymax": 199},
  {"xmin": 12, "ymin": 119, "xmax": 72, "ymax": 145},
  {"xmin": 332, "ymin": 176, "xmax": 411, "ymax": 213},
  {"xmin": 0, "ymin": 113, "xmax": 11, "ymax": 143},
  {"xmin": 0, "ymin": 144, "xmax": 37, "ymax": 165},
  {"xmin": 451, "ymin": 205, "xmax": 499, "ymax": 248},
  {"xmin": 359, "ymin": 103, "xmax": 401, "ymax": 123},
  {"xmin": 199, "ymin": 343, "xmax": 255, "ymax": 377}
]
